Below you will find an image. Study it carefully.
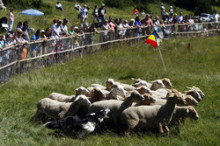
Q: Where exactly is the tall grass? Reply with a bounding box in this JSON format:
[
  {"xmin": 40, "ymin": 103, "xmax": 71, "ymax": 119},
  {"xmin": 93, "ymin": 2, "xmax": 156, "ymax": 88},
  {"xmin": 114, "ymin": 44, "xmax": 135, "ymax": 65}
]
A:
[{"xmin": 0, "ymin": 36, "xmax": 220, "ymax": 145}]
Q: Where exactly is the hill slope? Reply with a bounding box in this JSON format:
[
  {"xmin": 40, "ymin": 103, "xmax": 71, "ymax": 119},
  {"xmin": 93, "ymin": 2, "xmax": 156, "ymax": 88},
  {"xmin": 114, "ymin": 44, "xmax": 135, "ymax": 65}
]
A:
[{"xmin": 0, "ymin": 36, "xmax": 220, "ymax": 145}]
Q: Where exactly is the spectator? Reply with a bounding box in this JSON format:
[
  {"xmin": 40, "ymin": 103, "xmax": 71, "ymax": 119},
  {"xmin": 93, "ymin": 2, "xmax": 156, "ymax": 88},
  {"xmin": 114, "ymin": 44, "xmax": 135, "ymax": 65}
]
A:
[
  {"xmin": 129, "ymin": 18, "xmax": 135, "ymax": 27},
  {"xmin": 61, "ymin": 18, "xmax": 69, "ymax": 35},
  {"xmin": 93, "ymin": 5, "xmax": 99, "ymax": 23},
  {"xmin": 72, "ymin": 27, "xmax": 80, "ymax": 48},
  {"xmin": 56, "ymin": 2, "xmax": 63, "ymax": 11},
  {"xmin": 68, "ymin": 26, "xmax": 75, "ymax": 35},
  {"xmin": 101, "ymin": 19, "xmax": 110, "ymax": 43},
  {"xmin": 51, "ymin": 19, "xmax": 61, "ymax": 39},
  {"xmin": 98, "ymin": 4, "xmax": 106, "ymax": 24},
  {"xmin": 22, "ymin": 21, "xmax": 30, "ymax": 42},
  {"xmin": 16, "ymin": 22, "xmax": 23, "ymax": 31},
  {"xmin": 31, "ymin": 29, "xmax": 41, "ymax": 57},
  {"xmin": 109, "ymin": 16, "xmax": 116, "ymax": 32},
  {"xmin": 154, "ymin": 16, "xmax": 160, "ymax": 26},
  {"xmin": 213, "ymin": 11, "xmax": 220, "ymax": 28},
  {"xmin": 141, "ymin": 14, "xmax": 153, "ymax": 27},
  {"xmin": 0, "ymin": 1, "xmax": 6, "ymax": 11},
  {"xmin": 177, "ymin": 12, "xmax": 183, "ymax": 23},
  {"xmin": 0, "ymin": 35, "xmax": 5, "ymax": 49},
  {"xmin": 135, "ymin": 16, "xmax": 142, "ymax": 38},
  {"xmin": 8, "ymin": 8, "xmax": 14, "ymax": 32},
  {"xmin": 169, "ymin": 6, "xmax": 173, "ymax": 15},
  {"xmin": 117, "ymin": 20, "xmax": 124, "ymax": 39},
  {"xmin": 80, "ymin": 4, "xmax": 89, "ymax": 26},
  {"xmin": 161, "ymin": 3, "xmax": 166, "ymax": 20},
  {"xmin": 45, "ymin": 28, "xmax": 52, "ymax": 39},
  {"xmin": 1, "ymin": 33, "xmax": 15, "ymax": 83}
]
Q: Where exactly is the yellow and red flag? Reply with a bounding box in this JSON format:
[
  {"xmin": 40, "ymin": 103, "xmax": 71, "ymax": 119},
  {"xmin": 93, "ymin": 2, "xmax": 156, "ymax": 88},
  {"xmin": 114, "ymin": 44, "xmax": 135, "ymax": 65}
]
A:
[{"xmin": 144, "ymin": 32, "xmax": 158, "ymax": 48}]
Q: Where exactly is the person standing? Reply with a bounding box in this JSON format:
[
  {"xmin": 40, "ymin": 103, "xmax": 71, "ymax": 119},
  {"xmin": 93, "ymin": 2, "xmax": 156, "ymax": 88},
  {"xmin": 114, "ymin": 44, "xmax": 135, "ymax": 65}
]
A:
[
  {"xmin": 93, "ymin": 5, "xmax": 99, "ymax": 23},
  {"xmin": 98, "ymin": 4, "xmax": 106, "ymax": 24},
  {"xmin": 9, "ymin": 8, "xmax": 14, "ymax": 32},
  {"xmin": 22, "ymin": 21, "xmax": 30, "ymax": 42},
  {"xmin": 80, "ymin": 5, "xmax": 89, "ymax": 26}
]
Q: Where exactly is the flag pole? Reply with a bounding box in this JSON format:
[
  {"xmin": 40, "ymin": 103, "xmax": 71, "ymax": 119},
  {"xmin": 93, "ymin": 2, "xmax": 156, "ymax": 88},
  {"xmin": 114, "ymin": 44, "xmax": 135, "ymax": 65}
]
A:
[{"xmin": 157, "ymin": 45, "xmax": 167, "ymax": 72}]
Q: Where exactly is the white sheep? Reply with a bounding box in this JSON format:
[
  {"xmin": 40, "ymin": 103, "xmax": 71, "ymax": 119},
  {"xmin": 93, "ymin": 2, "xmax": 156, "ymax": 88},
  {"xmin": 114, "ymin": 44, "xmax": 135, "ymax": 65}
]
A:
[
  {"xmin": 75, "ymin": 86, "xmax": 91, "ymax": 97},
  {"xmin": 47, "ymin": 92, "xmax": 76, "ymax": 102},
  {"xmin": 88, "ymin": 91, "xmax": 144, "ymax": 127},
  {"xmin": 32, "ymin": 95, "xmax": 91, "ymax": 121},
  {"xmin": 187, "ymin": 86, "xmax": 205, "ymax": 99},
  {"xmin": 121, "ymin": 89, "xmax": 186, "ymax": 137}
]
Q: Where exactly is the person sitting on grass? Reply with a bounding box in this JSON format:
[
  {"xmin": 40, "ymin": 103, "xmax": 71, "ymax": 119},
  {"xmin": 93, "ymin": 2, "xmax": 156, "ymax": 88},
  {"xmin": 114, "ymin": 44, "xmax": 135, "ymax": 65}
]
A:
[{"xmin": 56, "ymin": 2, "xmax": 63, "ymax": 11}]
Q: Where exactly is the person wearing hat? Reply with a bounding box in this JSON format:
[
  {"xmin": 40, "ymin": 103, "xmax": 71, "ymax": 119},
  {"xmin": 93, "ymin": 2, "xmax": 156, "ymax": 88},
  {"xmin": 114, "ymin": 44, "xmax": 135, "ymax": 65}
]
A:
[
  {"xmin": 169, "ymin": 6, "xmax": 173, "ymax": 15},
  {"xmin": 79, "ymin": 4, "xmax": 89, "ymax": 25},
  {"xmin": 98, "ymin": 3, "xmax": 106, "ymax": 23}
]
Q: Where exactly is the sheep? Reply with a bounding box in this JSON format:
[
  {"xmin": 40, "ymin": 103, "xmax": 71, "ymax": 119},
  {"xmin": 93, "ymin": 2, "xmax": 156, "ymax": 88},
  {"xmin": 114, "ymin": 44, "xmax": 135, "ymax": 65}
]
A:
[
  {"xmin": 132, "ymin": 78, "xmax": 151, "ymax": 88},
  {"xmin": 135, "ymin": 86, "xmax": 152, "ymax": 95},
  {"xmin": 134, "ymin": 93, "xmax": 156, "ymax": 106},
  {"xmin": 89, "ymin": 87, "xmax": 110, "ymax": 103},
  {"xmin": 44, "ymin": 109, "xmax": 110, "ymax": 138},
  {"xmin": 75, "ymin": 86, "xmax": 91, "ymax": 97},
  {"xmin": 47, "ymin": 92, "xmax": 76, "ymax": 102},
  {"xmin": 185, "ymin": 89, "xmax": 202, "ymax": 102},
  {"xmin": 187, "ymin": 86, "xmax": 205, "ymax": 99},
  {"xmin": 32, "ymin": 95, "xmax": 91, "ymax": 121},
  {"xmin": 120, "ymin": 89, "xmax": 186, "ymax": 137},
  {"xmin": 108, "ymin": 84, "xmax": 127, "ymax": 100},
  {"xmin": 88, "ymin": 91, "xmax": 144, "ymax": 127},
  {"xmin": 105, "ymin": 78, "xmax": 135, "ymax": 91},
  {"xmin": 132, "ymin": 78, "xmax": 172, "ymax": 90},
  {"xmin": 170, "ymin": 106, "xmax": 199, "ymax": 133},
  {"xmin": 151, "ymin": 94, "xmax": 198, "ymax": 106}
]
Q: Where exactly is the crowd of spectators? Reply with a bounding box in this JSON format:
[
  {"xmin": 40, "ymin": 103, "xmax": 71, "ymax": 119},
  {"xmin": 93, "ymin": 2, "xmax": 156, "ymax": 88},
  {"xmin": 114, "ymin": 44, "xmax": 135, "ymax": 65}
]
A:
[{"xmin": 0, "ymin": 2, "xmax": 220, "ymax": 83}]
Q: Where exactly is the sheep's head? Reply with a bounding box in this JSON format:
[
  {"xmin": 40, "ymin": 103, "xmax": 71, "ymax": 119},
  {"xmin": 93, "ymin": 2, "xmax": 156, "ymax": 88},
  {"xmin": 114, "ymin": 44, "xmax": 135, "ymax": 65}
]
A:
[
  {"xmin": 105, "ymin": 78, "xmax": 115, "ymax": 90},
  {"xmin": 110, "ymin": 84, "xmax": 126, "ymax": 98},
  {"xmin": 76, "ymin": 95, "xmax": 91, "ymax": 106},
  {"xmin": 166, "ymin": 89, "xmax": 186, "ymax": 105},
  {"xmin": 128, "ymin": 90, "xmax": 144, "ymax": 102},
  {"xmin": 75, "ymin": 86, "xmax": 90, "ymax": 97},
  {"xmin": 142, "ymin": 93, "xmax": 156, "ymax": 104},
  {"xmin": 185, "ymin": 90, "xmax": 202, "ymax": 102},
  {"xmin": 131, "ymin": 78, "xmax": 142, "ymax": 84},
  {"xmin": 89, "ymin": 88, "xmax": 105, "ymax": 102},
  {"xmin": 150, "ymin": 80, "xmax": 165, "ymax": 90},
  {"xmin": 136, "ymin": 86, "xmax": 152, "ymax": 95},
  {"xmin": 187, "ymin": 106, "xmax": 199, "ymax": 120},
  {"xmin": 162, "ymin": 78, "xmax": 172, "ymax": 89},
  {"xmin": 187, "ymin": 86, "xmax": 205, "ymax": 99},
  {"xmin": 184, "ymin": 95, "xmax": 199, "ymax": 106}
]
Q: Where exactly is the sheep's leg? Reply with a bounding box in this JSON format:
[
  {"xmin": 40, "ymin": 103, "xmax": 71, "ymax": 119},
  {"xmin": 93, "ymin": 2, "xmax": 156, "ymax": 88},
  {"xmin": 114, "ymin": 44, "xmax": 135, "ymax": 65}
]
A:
[
  {"xmin": 158, "ymin": 122, "xmax": 164, "ymax": 134},
  {"xmin": 165, "ymin": 125, "xmax": 170, "ymax": 137},
  {"xmin": 58, "ymin": 110, "xmax": 67, "ymax": 119},
  {"xmin": 124, "ymin": 130, "xmax": 130, "ymax": 138}
]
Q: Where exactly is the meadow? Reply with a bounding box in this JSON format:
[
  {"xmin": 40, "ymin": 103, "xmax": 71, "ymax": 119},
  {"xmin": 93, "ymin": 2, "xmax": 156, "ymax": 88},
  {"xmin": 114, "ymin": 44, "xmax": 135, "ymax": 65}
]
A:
[{"xmin": 0, "ymin": 35, "xmax": 220, "ymax": 145}]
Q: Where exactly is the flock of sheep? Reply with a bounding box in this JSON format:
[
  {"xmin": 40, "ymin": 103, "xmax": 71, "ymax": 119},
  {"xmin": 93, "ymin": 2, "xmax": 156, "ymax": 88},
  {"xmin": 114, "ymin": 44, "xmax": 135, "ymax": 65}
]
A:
[{"xmin": 32, "ymin": 78, "xmax": 205, "ymax": 138}]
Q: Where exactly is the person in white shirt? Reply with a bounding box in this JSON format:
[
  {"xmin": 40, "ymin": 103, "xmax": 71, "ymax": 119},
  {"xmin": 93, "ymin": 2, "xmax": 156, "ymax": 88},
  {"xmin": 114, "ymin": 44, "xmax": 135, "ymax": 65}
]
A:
[
  {"xmin": 80, "ymin": 5, "xmax": 89, "ymax": 25},
  {"xmin": 51, "ymin": 20, "xmax": 61, "ymax": 39},
  {"xmin": 213, "ymin": 11, "xmax": 220, "ymax": 28},
  {"xmin": 177, "ymin": 12, "xmax": 183, "ymax": 23},
  {"xmin": 56, "ymin": 2, "xmax": 63, "ymax": 11},
  {"xmin": 60, "ymin": 18, "xmax": 69, "ymax": 35}
]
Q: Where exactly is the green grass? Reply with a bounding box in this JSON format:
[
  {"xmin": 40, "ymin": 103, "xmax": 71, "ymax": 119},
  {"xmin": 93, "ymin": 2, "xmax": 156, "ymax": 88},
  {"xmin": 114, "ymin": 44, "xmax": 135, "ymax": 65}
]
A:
[{"xmin": 0, "ymin": 36, "xmax": 220, "ymax": 145}]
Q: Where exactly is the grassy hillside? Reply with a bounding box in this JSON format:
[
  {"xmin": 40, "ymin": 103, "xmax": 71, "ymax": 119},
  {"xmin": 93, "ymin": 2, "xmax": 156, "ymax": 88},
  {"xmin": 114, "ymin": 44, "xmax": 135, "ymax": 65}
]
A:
[
  {"xmin": 0, "ymin": 0, "xmax": 194, "ymax": 34},
  {"xmin": 0, "ymin": 36, "xmax": 220, "ymax": 145}
]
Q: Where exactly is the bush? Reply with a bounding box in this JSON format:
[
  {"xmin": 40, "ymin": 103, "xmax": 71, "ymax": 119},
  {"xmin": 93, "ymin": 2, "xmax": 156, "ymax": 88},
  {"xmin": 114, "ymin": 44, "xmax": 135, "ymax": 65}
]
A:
[{"xmin": 3, "ymin": 0, "xmax": 52, "ymax": 14}]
